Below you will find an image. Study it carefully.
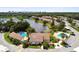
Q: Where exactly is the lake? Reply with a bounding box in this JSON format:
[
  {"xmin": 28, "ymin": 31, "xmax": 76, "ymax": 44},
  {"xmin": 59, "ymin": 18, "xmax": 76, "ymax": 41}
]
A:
[{"xmin": 23, "ymin": 19, "xmax": 49, "ymax": 32}]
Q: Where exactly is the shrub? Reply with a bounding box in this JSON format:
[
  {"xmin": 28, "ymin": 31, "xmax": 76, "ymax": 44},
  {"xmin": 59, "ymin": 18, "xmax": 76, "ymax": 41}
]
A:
[
  {"xmin": 4, "ymin": 32, "xmax": 13, "ymax": 44},
  {"xmin": 61, "ymin": 41, "xmax": 68, "ymax": 47},
  {"xmin": 49, "ymin": 44, "xmax": 55, "ymax": 49},
  {"xmin": 50, "ymin": 36, "xmax": 58, "ymax": 43},
  {"xmin": 28, "ymin": 45, "xmax": 40, "ymax": 48},
  {"xmin": 12, "ymin": 39, "xmax": 21, "ymax": 45},
  {"xmin": 43, "ymin": 41, "xmax": 49, "ymax": 50},
  {"xmin": 22, "ymin": 43, "xmax": 28, "ymax": 48}
]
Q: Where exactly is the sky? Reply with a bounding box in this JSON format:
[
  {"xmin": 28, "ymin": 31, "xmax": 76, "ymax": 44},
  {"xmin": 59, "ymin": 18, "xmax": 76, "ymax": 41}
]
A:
[{"xmin": 0, "ymin": 7, "xmax": 79, "ymax": 12}]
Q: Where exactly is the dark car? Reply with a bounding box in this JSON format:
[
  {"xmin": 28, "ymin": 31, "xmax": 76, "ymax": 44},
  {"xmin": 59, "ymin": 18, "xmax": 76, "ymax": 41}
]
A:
[
  {"xmin": 71, "ymin": 32, "xmax": 75, "ymax": 36},
  {"xmin": 64, "ymin": 45, "xmax": 71, "ymax": 48}
]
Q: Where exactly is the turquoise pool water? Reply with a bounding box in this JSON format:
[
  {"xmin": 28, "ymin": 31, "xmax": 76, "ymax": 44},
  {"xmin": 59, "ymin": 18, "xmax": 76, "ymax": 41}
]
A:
[
  {"xmin": 57, "ymin": 33, "xmax": 62, "ymax": 39},
  {"xmin": 19, "ymin": 32, "xmax": 28, "ymax": 37}
]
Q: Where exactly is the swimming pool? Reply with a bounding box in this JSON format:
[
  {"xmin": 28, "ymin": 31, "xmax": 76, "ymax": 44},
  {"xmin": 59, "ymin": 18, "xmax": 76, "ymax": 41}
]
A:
[
  {"xmin": 57, "ymin": 32, "xmax": 67, "ymax": 40},
  {"xmin": 19, "ymin": 32, "xmax": 28, "ymax": 37},
  {"xmin": 57, "ymin": 33, "xmax": 62, "ymax": 39}
]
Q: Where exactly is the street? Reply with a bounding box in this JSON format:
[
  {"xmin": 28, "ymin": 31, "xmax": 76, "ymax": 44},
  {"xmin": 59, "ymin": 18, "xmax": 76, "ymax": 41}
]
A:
[{"xmin": 0, "ymin": 33, "xmax": 19, "ymax": 52}]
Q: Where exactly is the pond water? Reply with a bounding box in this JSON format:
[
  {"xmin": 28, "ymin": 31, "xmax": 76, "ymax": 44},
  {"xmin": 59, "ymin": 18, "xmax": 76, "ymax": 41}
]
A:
[{"xmin": 24, "ymin": 19, "xmax": 49, "ymax": 32}]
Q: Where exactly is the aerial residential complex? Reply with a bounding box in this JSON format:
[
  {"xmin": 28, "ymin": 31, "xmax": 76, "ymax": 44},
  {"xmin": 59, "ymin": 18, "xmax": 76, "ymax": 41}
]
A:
[{"xmin": 0, "ymin": 9, "xmax": 79, "ymax": 52}]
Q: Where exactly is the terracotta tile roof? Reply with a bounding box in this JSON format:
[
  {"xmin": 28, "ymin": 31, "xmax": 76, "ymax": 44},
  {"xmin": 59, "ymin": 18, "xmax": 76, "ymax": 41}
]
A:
[
  {"xmin": 9, "ymin": 32, "xmax": 23, "ymax": 40},
  {"xmin": 29, "ymin": 33, "xmax": 50, "ymax": 44},
  {"xmin": 30, "ymin": 33, "xmax": 43, "ymax": 43},
  {"xmin": 43, "ymin": 33, "xmax": 50, "ymax": 42}
]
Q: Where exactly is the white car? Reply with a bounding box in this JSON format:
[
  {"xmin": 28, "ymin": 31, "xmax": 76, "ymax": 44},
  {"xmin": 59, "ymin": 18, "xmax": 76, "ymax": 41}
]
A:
[{"xmin": 0, "ymin": 45, "xmax": 10, "ymax": 52}]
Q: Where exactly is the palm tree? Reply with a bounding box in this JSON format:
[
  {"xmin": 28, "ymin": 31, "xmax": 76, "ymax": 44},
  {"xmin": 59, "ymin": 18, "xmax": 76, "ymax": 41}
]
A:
[
  {"xmin": 51, "ymin": 17, "xmax": 54, "ymax": 26},
  {"xmin": 43, "ymin": 21, "xmax": 47, "ymax": 26}
]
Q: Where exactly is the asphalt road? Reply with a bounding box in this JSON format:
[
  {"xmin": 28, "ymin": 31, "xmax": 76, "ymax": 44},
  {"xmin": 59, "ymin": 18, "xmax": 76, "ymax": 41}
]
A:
[{"xmin": 0, "ymin": 33, "xmax": 19, "ymax": 52}]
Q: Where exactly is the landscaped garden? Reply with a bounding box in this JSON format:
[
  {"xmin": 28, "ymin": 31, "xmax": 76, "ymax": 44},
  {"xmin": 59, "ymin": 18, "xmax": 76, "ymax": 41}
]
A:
[
  {"xmin": 49, "ymin": 45, "xmax": 55, "ymax": 49},
  {"xmin": 28, "ymin": 45, "xmax": 40, "ymax": 49},
  {"xmin": 4, "ymin": 32, "xmax": 13, "ymax": 44}
]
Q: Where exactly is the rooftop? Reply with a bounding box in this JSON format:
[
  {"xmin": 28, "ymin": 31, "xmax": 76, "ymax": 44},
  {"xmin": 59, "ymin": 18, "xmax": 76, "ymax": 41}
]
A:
[
  {"xmin": 29, "ymin": 33, "xmax": 50, "ymax": 44},
  {"xmin": 9, "ymin": 32, "xmax": 23, "ymax": 40}
]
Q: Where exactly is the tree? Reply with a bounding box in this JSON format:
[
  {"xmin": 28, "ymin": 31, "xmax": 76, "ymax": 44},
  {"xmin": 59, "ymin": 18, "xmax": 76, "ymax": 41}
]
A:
[
  {"xmin": 71, "ymin": 22, "xmax": 76, "ymax": 26},
  {"xmin": 62, "ymin": 28, "xmax": 67, "ymax": 32},
  {"xmin": 43, "ymin": 21, "xmax": 47, "ymax": 26},
  {"xmin": 51, "ymin": 25, "xmax": 58, "ymax": 32},
  {"xmin": 61, "ymin": 41, "xmax": 69, "ymax": 47},
  {"xmin": 67, "ymin": 18, "xmax": 73, "ymax": 23},
  {"xmin": 34, "ymin": 18, "xmax": 39, "ymax": 22},
  {"xmin": 0, "ymin": 22, "xmax": 2, "ymax": 31},
  {"xmin": 4, "ymin": 20, "xmax": 15, "ymax": 28},
  {"xmin": 58, "ymin": 22, "xmax": 65, "ymax": 31},
  {"xmin": 43, "ymin": 41, "xmax": 49, "ymax": 50},
  {"xmin": 0, "ymin": 20, "xmax": 15, "ymax": 32},
  {"xmin": 0, "ymin": 22, "xmax": 2, "ymax": 25},
  {"xmin": 12, "ymin": 39, "xmax": 21, "ymax": 45},
  {"xmin": 22, "ymin": 41, "xmax": 29, "ymax": 48},
  {"xmin": 0, "ymin": 25, "xmax": 9, "ymax": 32},
  {"xmin": 51, "ymin": 17, "xmax": 54, "ymax": 26},
  {"xmin": 10, "ymin": 22, "xmax": 30, "ymax": 32},
  {"xmin": 26, "ymin": 27, "xmax": 35, "ymax": 33},
  {"xmin": 17, "ymin": 16, "xmax": 24, "ymax": 21}
]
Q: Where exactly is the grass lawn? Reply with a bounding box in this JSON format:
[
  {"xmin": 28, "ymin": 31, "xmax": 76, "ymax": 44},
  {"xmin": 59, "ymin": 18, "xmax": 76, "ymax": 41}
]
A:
[
  {"xmin": 46, "ymin": 23, "xmax": 51, "ymax": 28},
  {"xmin": 28, "ymin": 45, "xmax": 40, "ymax": 48},
  {"xmin": 31, "ymin": 18, "xmax": 36, "ymax": 21},
  {"xmin": 37, "ymin": 20, "xmax": 43, "ymax": 24},
  {"xmin": 49, "ymin": 45, "xmax": 55, "ymax": 49},
  {"xmin": 32, "ymin": 18, "xmax": 44, "ymax": 24},
  {"xmin": 50, "ymin": 36, "xmax": 57, "ymax": 43},
  {"xmin": 4, "ymin": 32, "xmax": 13, "ymax": 44}
]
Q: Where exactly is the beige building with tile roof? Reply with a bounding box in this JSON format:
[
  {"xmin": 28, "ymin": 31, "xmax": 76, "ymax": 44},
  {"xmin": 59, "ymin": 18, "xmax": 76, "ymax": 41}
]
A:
[
  {"xmin": 9, "ymin": 32, "xmax": 23, "ymax": 40},
  {"xmin": 29, "ymin": 33, "xmax": 50, "ymax": 44}
]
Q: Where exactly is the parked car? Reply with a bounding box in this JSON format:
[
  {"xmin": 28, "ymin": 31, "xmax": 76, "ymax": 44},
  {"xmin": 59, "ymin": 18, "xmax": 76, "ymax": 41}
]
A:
[
  {"xmin": 70, "ymin": 32, "xmax": 75, "ymax": 36},
  {"xmin": 64, "ymin": 45, "xmax": 71, "ymax": 48}
]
